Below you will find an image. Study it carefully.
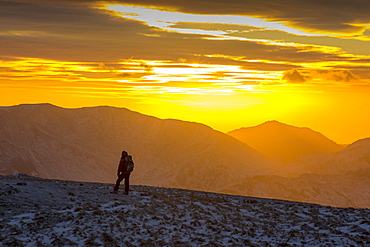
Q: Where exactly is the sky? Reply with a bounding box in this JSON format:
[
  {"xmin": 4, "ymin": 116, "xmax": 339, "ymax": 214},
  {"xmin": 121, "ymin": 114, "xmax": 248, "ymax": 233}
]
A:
[{"xmin": 2, "ymin": 0, "xmax": 370, "ymax": 144}]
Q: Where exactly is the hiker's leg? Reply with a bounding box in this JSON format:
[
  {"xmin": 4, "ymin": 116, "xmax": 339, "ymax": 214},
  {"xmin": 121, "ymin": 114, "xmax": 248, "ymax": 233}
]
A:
[
  {"xmin": 114, "ymin": 174, "xmax": 125, "ymax": 191},
  {"xmin": 124, "ymin": 173, "xmax": 130, "ymax": 195}
]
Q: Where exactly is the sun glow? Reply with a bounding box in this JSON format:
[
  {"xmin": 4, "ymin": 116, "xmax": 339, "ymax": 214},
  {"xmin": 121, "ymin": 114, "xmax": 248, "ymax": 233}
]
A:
[
  {"xmin": 0, "ymin": 56, "xmax": 276, "ymax": 98},
  {"xmin": 3, "ymin": 1, "xmax": 370, "ymax": 144}
]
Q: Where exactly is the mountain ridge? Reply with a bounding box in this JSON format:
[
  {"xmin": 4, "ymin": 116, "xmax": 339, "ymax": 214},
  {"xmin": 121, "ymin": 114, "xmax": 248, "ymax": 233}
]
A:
[
  {"xmin": 284, "ymin": 137, "xmax": 370, "ymax": 177},
  {"xmin": 228, "ymin": 120, "xmax": 344, "ymax": 162},
  {"xmin": 0, "ymin": 103, "xmax": 279, "ymax": 190},
  {"xmin": 1, "ymin": 104, "xmax": 370, "ymax": 208}
]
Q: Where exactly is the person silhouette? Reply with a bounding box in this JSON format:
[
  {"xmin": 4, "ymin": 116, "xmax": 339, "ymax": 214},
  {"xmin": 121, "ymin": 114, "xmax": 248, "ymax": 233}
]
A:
[{"xmin": 113, "ymin": 151, "xmax": 133, "ymax": 195}]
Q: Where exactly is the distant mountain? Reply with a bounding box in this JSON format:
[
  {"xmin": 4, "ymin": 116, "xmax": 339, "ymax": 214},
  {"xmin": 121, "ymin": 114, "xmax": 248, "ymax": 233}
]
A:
[
  {"xmin": 228, "ymin": 120, "xmax": 344, "ymax": 162},
  {"xmin": 284, "ymin": 138, "xmax": 370, "ymax": 176},
  {"xmin": 0, "ymin": 104, "xmax": 278, "ymax": 191},
  {"xmin": 223, "ymin": 131, "xmax": 370, "ymax": 208},
  {"xmin": 1, "ymin": 104, "xmax": 370, "ymax": 208}
]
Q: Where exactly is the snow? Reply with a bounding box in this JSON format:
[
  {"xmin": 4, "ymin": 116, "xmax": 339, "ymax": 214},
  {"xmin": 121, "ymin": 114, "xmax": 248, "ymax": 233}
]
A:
[{"xmin": 1, "ymin": 175, "xmax": 369, "ymax": 246}]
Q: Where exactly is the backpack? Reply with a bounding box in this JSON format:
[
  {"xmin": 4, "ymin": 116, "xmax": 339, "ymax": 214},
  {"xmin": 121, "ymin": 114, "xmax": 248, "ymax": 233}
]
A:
[{"xmin": 124, "ymin": 155, "xmax": 134, "ymax": 172}]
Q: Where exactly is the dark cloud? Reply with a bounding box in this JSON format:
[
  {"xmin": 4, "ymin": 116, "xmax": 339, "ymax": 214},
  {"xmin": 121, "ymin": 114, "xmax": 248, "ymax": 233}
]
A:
[
  {"xmin": 282, "ymin": 69, "xmax": 306, "ymax": 83},
  {"xmin": 0, "ymin": 0, "xmax": 367, "ymax": 74},
  {"xmin": 0, "ymin": 20, "xmax": 349, "ymax": 66},
  {"xmin": 0, "ymin": 0, "xmax": 157, "ymax": 61},
  {"xmin": 332, "ymin": 65, "xmax": 370, "ymax": 80},
  {"xmin": 7, "ymin": 0, "xmax": 370, "ymax": 33},
  {"xmin": 311, "ymin": 69, "xmax": 355, "ymax": 83},
  {"xmin": 282, "ymin": 68, "xmax": 357, "ymax": 83},
  {"xmin": 192, "ymin": 55, "xmax": 298, "ymax": 71},
  {"xmin": 111, "ymin": 0, "xmax": 370, "ymax": 34},
  {"xmin": 228, "ymin": 30, "xmax": 370, "ymax": 56}
]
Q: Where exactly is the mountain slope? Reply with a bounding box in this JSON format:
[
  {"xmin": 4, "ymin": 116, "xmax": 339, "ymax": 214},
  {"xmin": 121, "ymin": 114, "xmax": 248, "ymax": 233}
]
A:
[
  {"xmin": 228, "ymin": 120, "xmax": 344, "ymax": 162},
  {"xmin": 225, "ymin": 170, "xmax": 370, "ymax": 208},
  {"xmin": 1, "ymin": 175, "xmax": 369, "ymax": 246},
  {"xmin": 0, "ymin": 104, "xmax": 278, "ymax": 191},
  {"xmin": 2, "ymin": 104, "xmax": 370, "ymax": 208},
  {"xmin": 284, "ymin": 138, "xmax": 370, "ymax": 176}
]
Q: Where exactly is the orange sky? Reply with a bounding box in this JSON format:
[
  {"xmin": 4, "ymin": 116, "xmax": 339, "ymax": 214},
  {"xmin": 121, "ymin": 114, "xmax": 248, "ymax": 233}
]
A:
[{"xmin": 2, "ymin": 0, "xmax": 370, "ymax": 144}]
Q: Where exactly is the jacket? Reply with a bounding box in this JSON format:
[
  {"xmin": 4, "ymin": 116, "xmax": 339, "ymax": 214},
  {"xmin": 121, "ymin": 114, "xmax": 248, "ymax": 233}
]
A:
[{"xmin": 117, "ymin": 156, "xmax": 130, "ymax": 174}]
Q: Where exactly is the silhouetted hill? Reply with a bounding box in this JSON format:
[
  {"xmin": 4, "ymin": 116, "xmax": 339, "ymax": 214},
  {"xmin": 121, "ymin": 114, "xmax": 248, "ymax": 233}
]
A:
[
  {"xmin": 228, "ymin": 120, "xmax": 344, "ymax": 162},
  {"xmin": 1, "ymin": 104, "xmax": 370, "ymax": 208},
  {"xmin": 284, "ymin": 138, "xmax": 370, "ymax": 176},
  {"xmin": 0, "ymin": 104, "xmax": 278, "ymax": 192}
]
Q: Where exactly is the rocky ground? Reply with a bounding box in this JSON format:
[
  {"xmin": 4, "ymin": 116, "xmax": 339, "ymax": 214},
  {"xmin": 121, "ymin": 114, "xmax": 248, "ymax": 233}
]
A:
[{"xmin": 1, "ymin": 174, "xmax": 369, "ymax": 246}]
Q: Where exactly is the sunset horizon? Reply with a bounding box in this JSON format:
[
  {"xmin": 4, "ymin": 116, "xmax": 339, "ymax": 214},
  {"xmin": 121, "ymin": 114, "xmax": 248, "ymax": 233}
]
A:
[
  {"xmin": 2, "ymin": 2, "xmax": 370, "ymax": 244},
  {"xmin": 2, "ymin": 0, "xmax": 370, "ymax": 144},
  {"xmin": 2, "ymin": 102, "xmax": 363, "ymax": 145}
]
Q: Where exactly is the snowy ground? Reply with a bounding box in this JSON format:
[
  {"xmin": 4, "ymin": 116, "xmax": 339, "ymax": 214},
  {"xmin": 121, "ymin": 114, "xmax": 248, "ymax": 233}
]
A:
[{"xmin": 1, "ymin": 174, "xmax": 369, "ymax": 246}]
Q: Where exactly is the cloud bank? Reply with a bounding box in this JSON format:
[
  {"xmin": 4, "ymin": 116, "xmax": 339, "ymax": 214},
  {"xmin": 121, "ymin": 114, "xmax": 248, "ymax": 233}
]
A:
[{"xmin": 282, "ymin": 69, "xmax": 356, "ymax": 83}]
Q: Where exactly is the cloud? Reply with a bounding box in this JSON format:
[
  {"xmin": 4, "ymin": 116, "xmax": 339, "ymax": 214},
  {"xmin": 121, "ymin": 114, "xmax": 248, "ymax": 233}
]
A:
[
  {"xmin": 310, "ymin": 69, "xmax": 355, "ymax": 83},
  {"xmin": 6, "ymin": 0, "xmax": 368, "ymax": 36},
  {"xmin": 169, "ymin": 22, "xmax": 259, "ymax": 33},
  {"xmin": 282, "ymin": 69, "xmax": 356, "ymax": 83},
  {"xmin": 0, "ymin": 0, "xmax": 364, "ymax": 65},
  {"xmin": 111, "ymin": 0, "xmax": 370, "ymax": 35},
  {"xmin": 282, "ymin": 69, "xmax": 306, "ymax": 83},
  {"xmin": 1, "ymin": 0, "xmax": 370, "ymax": 87}
]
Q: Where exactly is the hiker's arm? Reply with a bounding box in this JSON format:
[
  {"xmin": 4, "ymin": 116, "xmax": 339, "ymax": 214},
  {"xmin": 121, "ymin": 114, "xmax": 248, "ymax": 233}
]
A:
[
  {"xmin": 117, "ymin": 165, "xmax": 121, "ymax": 176},
  {"xmin": 117, "ymin": 160, "xmax": 122, "ymax": 176}
]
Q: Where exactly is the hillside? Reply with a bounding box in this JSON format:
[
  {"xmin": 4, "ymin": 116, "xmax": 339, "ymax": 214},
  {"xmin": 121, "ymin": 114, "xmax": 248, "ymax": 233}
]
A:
[
  {"xmin": 228, "ymin": 121, "xmax": 344, "ymax": 162},
  {"xmin": 284, "ymin": 138, "xmax": 370, "ymax": 176},
  {"xmin": 226, "ymin": 170, "xmax": 370, "ymax": 208},
  {"xmin": 0, "ymin": 104, "xmax": 278, "ymax": 192},
  {"xmin": 1, "ymin": 104, "xmax": 370, "ymax": 208},
  {"xmin": 226, "ymin": 135, "xmax": 370, "ymax": 208},
  {"xmin": 1, "ymin": 175, "xmax": 369, "ymax": 246}
]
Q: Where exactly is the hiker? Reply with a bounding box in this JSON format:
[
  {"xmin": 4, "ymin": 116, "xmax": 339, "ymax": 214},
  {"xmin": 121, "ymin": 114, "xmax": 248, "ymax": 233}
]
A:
[{"xmin": 113, "ymin": 151, "xmax": 134, "ymax": 195}]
